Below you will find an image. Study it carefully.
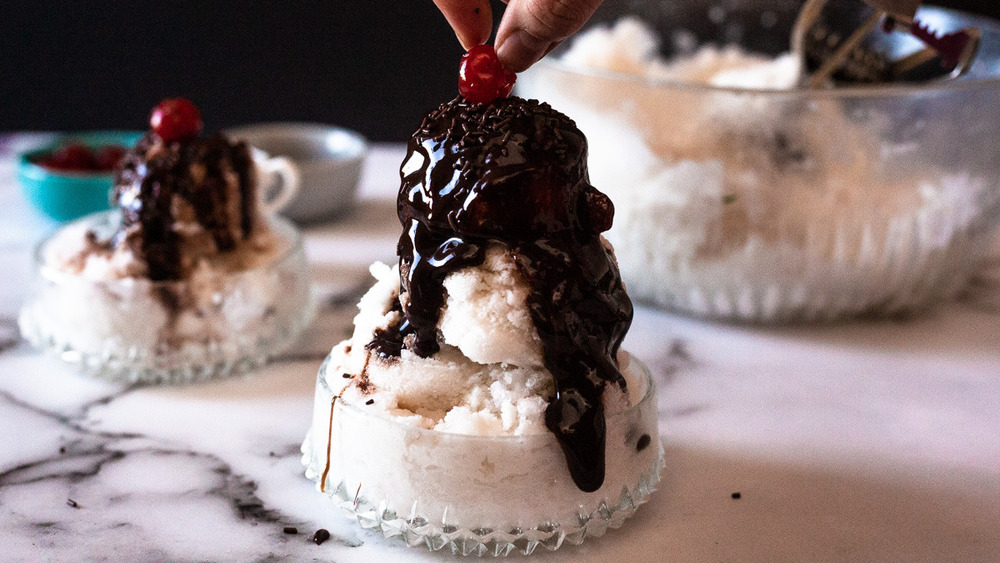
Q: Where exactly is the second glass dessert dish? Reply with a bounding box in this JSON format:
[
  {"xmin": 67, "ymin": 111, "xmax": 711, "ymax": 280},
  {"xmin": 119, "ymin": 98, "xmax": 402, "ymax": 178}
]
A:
[
  {"xmin": 518, "ymin": 0, "xmax": 1000, "ymax": 322},
  {"xmin": 19, "ymin": 99, "xmax": 314, "ymax": 384}
]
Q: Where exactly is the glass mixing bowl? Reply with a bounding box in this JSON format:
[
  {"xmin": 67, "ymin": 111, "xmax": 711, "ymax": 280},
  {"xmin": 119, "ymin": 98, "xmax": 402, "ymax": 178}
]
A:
[{"xmin": 519, "ymin": 0, "xmax": 1000, "ymax": 322}]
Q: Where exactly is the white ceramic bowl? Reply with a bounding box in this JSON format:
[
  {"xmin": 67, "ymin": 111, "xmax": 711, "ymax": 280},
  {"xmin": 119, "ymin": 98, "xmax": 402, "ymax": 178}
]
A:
[{"xmin": 226, "ymin": 123, "xmax": 367, "ymax": 223}]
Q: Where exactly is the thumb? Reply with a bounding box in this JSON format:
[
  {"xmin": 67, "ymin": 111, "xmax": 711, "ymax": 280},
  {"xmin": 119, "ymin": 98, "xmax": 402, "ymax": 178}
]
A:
[{"xmin": 495, "ymin": 0, "xmax": 604, "ymax": 72}]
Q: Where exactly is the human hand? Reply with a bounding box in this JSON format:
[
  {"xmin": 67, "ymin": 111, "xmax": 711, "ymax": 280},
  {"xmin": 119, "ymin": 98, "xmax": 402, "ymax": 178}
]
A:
[{"xmin": 432, "ymin": 0, "xmax": 604, "ymax": 72}]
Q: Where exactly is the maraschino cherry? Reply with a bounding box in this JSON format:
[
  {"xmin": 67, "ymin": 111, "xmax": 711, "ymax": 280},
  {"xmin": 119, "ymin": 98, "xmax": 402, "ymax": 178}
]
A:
[
  {"xmin": 459, "ymin": 45, "xmax": 516, "ymax": 104},
  {"xmin": 39, "ymin": 144, "xmax": 96, "ymax": 171},
  {"xmin": 149, "ymin": 98, "xmax": 203, "ymax": 142},
  {"xmin": 35, "ymin": 144, "xmax": 126, "ymax": 172}
]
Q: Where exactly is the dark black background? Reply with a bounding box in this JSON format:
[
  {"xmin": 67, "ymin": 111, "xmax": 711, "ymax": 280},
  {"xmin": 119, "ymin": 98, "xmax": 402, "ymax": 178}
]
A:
[{"xmin": 1, "ymin": 1, "xmax": 997, "ymax": 141}]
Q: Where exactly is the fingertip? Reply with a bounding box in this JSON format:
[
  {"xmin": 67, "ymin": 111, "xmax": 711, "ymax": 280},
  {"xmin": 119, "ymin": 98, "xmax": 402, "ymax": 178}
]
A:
[
  {"xmin": 434, "ymin": 0, "xmax": 493, "ymax": 50},
  {"xmin": 457, "ymin": 26, "xmax": 492, "ymax": 51}
]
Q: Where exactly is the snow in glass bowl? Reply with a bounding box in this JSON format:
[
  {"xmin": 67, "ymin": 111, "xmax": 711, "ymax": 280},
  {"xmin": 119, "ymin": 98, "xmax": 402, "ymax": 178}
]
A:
[
  {"xmin": 301, "ymin": 352, "xmax": 663, "ymax": 557},
  {"xmin": 518, "ymin": 0, "xmax": 1000, "ymax": 322}
]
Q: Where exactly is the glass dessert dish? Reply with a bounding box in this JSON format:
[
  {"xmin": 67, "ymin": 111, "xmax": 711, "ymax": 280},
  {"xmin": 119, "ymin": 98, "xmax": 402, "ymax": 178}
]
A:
[
  {"xmin": 518, "ymin": 0, "xmax": 1000, "ymax": 322},
  {"xmin": 302, "ymin": 352, "xmax": 662, "ymax": 556},
  {"xmin": 18, "ymin": 211, "xmax": 313, "ymax": 384}
]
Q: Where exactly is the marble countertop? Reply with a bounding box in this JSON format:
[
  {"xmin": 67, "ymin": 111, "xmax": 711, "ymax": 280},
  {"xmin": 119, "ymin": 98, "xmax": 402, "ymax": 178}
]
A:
[{"xmin": 2, "ymin": 138, "xmax": 999, "ymax": 561}]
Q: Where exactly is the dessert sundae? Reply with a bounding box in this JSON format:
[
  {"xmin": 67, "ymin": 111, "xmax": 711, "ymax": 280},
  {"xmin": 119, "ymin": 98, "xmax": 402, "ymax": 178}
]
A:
[
  {"xmin": 19, "ymin": 99, "xmax": 313, "ymax": 383},
  {"xmin": 302, "ymin": 47, "xmax": 661, "ymax": 555}
]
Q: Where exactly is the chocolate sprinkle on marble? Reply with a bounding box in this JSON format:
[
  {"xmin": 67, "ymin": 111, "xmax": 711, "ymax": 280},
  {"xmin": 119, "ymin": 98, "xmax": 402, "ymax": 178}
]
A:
[
  {"xmin": 312, "ymin": 528, "xmax": 331, "ymax": 545},
  {"xmin": 66, "ymin": 499, "xmax": 79, "ymax": 508},
  {"xmin": 283, "ymin": 526, "xmax": 298, "ymax": 534},
  {"xmin": 375, "ymin": 95, "xmax": 633, "ymax": 493}
]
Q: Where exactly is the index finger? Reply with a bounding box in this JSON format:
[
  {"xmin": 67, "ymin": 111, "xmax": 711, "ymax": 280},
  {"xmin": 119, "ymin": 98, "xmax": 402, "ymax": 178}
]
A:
[{"xmin": 432, "ymin": 0, "xmax": 494, "ymax": 50}]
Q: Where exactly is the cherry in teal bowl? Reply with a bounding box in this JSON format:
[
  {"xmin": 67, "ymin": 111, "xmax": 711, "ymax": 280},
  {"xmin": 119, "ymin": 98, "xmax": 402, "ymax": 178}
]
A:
[{"xmin": 17, "ymin": 131, "xmax": 144, "ymax": 222}]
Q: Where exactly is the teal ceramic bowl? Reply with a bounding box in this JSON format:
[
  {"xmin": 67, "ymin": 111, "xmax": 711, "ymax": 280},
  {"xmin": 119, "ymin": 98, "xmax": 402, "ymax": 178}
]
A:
[{"xmin": 17, "ymin": 131, "xmax": 144, "ymax": 222}]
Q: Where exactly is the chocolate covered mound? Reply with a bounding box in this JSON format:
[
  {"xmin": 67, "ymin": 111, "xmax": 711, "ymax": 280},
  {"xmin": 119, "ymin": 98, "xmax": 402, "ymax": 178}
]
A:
[
  {"xmin": 111, "ymin": 132, "xmax": 257, "ymax": 281},
  {"xmin": 373, "ymin": 95, "xmax": 633, "ymax": 492}
]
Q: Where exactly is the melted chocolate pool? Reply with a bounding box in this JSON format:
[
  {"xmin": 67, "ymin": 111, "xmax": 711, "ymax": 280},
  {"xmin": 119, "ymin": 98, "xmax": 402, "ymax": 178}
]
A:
[
  {"xmin": 373, "ymin": 96, "xmax": 633, "ymax": 492},
  {"xmin": 112, "ymin": 133, "xmax": 257, "ymax": 281}
]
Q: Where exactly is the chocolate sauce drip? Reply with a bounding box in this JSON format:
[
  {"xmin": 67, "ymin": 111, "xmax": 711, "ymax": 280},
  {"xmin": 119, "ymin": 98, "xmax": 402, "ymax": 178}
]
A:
[
  {"xmin": 377, "ymin": 96, "xmax": 633, "ymax": 492},
  {"xmin": 111, "ymin": 132, "xmax": 257, "ymax": 281},
  {"xmin": 368, "ymin": 298, "xmax": 405, "ymax": 358}
]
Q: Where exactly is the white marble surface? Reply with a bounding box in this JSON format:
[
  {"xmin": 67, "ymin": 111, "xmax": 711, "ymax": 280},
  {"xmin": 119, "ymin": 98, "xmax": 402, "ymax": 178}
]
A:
[{"xmin": 2, "ymin": 138, "xmax": 1000, "ymax": 561}]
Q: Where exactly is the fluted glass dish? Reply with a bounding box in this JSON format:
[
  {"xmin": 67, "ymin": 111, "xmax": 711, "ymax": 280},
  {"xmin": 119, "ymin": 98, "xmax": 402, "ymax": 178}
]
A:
[
  {"xmin": 301, "ymin": 352, "xmax": 662, "ymax": 557},
  {"xmin": 519, "ymin": 0, "xmax": 1000, "ymax": 322},
  {"xmin": 18, "ymin": 211, "xmax": 314, "ymax": 384}
]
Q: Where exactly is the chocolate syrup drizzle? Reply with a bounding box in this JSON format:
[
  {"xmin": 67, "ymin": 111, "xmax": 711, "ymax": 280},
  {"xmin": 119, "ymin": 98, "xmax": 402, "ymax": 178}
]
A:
[
  {"xmin": 111, "ymin": 132, "xmax": 257, "ymax": 281},
  {"xmin": 373, "ymin": 96, "xmax": 633, "ymax": 492}
]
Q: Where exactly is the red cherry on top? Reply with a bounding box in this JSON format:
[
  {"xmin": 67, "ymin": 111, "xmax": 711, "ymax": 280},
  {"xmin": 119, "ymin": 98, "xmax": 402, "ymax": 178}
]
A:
[
  {"xmin": 149, "ymin": 98, "xmax": 203, "ymax": 142},
  {"xmin": 459, "ymin": 45, "xmax": 516, "ymax": 104}
]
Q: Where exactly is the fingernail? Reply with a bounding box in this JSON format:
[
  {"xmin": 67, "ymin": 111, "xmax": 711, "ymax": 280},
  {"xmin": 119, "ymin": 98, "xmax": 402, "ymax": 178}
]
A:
[
  {"xmin": 496, "ymin": 29, "xmax": 552, "ymax": 72},
  {"xmin": 455, "ymin": 29, "xmax": 482, "ymax": 51}
]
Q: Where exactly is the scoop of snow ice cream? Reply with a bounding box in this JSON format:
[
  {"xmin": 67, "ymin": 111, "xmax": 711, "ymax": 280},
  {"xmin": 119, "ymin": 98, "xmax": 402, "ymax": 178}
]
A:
[
  {"xmin": 326, "ymin": 255, "xmax": 552, "ymax": 436},
  {"xmin": 439, "ymin": 245, "xmax": 545, "ymax": 368}
]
